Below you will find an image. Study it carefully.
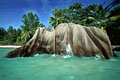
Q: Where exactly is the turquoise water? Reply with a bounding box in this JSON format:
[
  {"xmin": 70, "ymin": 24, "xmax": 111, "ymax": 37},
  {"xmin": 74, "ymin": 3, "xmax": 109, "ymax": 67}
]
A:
[{"xmin": 0, "ymin": 48, "xmax": 120, "ymax": 80}]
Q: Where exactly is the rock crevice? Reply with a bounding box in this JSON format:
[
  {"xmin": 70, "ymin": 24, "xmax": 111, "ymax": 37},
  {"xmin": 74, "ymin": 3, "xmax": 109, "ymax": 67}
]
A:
[{"xmin": 4, "ymin": 23, "xmax": 115, "ymax": 59}]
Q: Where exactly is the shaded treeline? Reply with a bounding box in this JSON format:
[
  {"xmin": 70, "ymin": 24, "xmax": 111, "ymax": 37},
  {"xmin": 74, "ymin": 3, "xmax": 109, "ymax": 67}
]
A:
[
  {"xmin": 0, "ymin": 12, "xmax": 45, "ymax": 45},
  {"xmin": 49, "ymin": 0, "xmax": 120, "ymax": 45},
  {"xmin": 0, "ymin": 0, "xmax": 120, "ymax": 45}
]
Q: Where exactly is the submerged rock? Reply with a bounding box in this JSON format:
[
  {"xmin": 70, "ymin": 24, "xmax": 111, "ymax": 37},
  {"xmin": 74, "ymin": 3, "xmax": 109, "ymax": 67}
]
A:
[{"xmin": 4, "ymin": 23, "xmax": 115, "ymax": 59}]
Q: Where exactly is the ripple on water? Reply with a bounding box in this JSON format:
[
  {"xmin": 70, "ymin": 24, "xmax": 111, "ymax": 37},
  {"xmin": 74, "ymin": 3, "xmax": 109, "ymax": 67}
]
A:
[{"xmin": 0, "ymin": 49, "xmax": 120, "ymax": 80}]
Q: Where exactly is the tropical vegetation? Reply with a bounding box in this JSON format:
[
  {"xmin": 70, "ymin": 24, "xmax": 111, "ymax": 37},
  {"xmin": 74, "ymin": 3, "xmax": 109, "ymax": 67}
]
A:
[
  {"xmin": 0, "ymin": 12, "xmax": 45, "ymax": 45},
  {"xmin": 49, "ymin": 0, "xmax": 120, "ymax": 44},
  {"xmin": 0, "ymin": 0, "xmax": 120, "ymax": 45}
]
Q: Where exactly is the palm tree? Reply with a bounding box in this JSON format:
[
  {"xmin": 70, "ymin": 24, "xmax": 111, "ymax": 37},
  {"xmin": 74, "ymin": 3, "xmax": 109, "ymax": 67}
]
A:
[
  {"xmin": 106, "ymin": 5, "xmax": 120, "ymax": 45},
  {"xmin": 49, "ymin": 8, "xmax": 69, "ymax": 28},
  {"xmin": 49, "ymin": 16, "xmax": 69, "ymax": 28},
  {"xmin": 107, "ymin": 6, "xmax": 120, "ymax": 28},
  {"xmin": 20, "ymin": 26, "xmax": 32, "ymax": 43},
  {"xmin": 105, "ymin": 0, "xmax": 120, "ymax": 11},
  {"xmin": 85, "ymin": 1, "xmax": 120, "ymax": 32},
  {"xmin": 20, "ymin": 12, "xmax": 45, "ymax": 43},
  {"xmin": 85, "ymin": 4, "xmax": 107, "ymax": 31}
]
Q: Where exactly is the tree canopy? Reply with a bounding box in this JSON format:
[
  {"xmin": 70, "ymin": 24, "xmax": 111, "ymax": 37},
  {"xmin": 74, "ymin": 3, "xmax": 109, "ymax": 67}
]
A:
[
  {"xmin": 49, "ymin": 1, "xmax": 120, "ymax": 30},
  {"xmin": 0, "ymin": 1, "xmax": 120, "ymax": 45},
  {"xmin": 0, "ymin": 27, "xmax": 6, "ymax": 40},
  {"xmin": 20, "ymin": 12, "xmax": 44, "ymax": 43},
  {"xmin": 0, "ymin": 12, "xmax": 45, "ymax": 45}
]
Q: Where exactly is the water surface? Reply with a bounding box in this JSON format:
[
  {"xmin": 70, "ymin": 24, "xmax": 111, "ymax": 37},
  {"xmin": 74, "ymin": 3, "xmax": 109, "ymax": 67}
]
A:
[{"xmin": 0, "ymin": 48, "xmax": 120, "ymax": 80}]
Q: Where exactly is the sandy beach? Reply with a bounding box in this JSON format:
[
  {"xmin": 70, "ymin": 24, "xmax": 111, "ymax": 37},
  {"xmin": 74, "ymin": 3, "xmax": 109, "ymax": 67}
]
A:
[{"xmin": 0, "ymin": 45, "xmax": 21, "ymax": 48}]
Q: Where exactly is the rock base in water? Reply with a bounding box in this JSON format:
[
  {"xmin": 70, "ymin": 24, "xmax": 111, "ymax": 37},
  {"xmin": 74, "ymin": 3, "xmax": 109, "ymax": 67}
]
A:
[{"xmin": 4, "ymin": 23, "xmax": 115, "ymax": 59}]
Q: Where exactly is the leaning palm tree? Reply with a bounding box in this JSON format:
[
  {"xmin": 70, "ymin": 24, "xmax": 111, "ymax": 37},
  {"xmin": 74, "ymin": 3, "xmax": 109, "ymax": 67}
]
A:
[
  {"xmin": 49, "ymin": 8, "xmax": 70, "ymax": 28},
  {"xmin": 85, "ymin": 0, "xmax": 120, "ymax": 32},
  {"xmin": 20, "ymin": 26, "xmax": 32, "ymax": 43},
  {"xmin": 21, "ymin": 30, "xmax": 31, "ymax": 43},
  {"xmin": 107, "ymin": 6, "xmax": 120, "ymax": 28},
  {"xmin": 85, "ymin": 4, "xmax": 107, "ymax": 32},
  {"xmin": 106, "ymin": 5, "xmax": 120, "ymax": 45},
  {"xmin": 49, "ymin": 16, "xmax": 69, "ymax": 28},
  {"xmin": 105, "ymin": 0, "xmax": 120, "ymax": 11}
]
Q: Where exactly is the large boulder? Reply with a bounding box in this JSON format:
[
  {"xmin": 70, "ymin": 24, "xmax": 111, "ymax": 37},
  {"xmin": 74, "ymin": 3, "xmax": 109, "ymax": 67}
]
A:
[{"xmin": 4, "ymin": 23, "xmax": 115, "ymax": 59}]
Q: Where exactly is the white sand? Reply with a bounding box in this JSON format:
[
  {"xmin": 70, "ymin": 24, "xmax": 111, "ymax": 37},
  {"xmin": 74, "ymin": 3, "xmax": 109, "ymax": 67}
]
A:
[{"xmin": 0, "ymin": 45, "xmax": 21, "ymax": 48}]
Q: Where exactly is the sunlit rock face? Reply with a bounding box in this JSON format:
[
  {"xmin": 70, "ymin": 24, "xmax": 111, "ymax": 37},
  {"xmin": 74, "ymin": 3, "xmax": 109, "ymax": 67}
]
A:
[{"xmin": 5, "ymin": 23, "xmax": 115, "ymax": 59}]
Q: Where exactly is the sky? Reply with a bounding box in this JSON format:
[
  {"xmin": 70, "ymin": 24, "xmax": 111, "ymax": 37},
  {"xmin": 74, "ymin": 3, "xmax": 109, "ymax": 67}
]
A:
[{"xmin": 0, "ymin": 0, "xmax": 113, "ymax": 30}]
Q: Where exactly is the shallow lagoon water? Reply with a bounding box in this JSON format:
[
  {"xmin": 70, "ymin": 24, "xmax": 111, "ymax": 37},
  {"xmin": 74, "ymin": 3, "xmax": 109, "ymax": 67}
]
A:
[{"xmin": 0, "ymin": 48, "xmax": 120, "ymax": 80}]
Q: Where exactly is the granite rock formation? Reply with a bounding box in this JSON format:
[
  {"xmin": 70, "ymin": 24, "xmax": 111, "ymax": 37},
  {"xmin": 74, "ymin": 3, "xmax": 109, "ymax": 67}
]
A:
[{"xmin": 4, "ymin": 23, "xmax": 115, "ymax": 59}]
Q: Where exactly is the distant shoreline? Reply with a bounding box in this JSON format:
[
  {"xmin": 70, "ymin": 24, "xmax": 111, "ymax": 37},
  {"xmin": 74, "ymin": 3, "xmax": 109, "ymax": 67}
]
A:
[
  {"xmin": 0, "ymin": 45, "xmax": 120, "ymax": 50},
  {"xmin": 0, "ymin": 45, "xmax": 21, "ymax": 48}
]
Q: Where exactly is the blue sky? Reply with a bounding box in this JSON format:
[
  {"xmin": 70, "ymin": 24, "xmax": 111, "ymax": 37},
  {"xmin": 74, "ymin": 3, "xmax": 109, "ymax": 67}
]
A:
[{"xmin": 0, "ymin": 0, "xmax": 113, "ymax": 29}]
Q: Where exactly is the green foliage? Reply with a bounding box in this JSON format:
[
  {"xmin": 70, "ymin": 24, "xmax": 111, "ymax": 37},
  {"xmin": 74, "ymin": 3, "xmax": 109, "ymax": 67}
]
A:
[
  {"xmin": 1, "ymin": 1, "xmax": 120, "ymax": 45},
  {"xmin": 107, "ymin": 6, "xmax": 120, "ymax": 29},
  {"xmin": 49, "ymin": 16, "xmax": 69, "ymax": 28},
  {"xmin": 106, "ymin": 5, "xmax": 120, "ymax": 44},
  {"xmin": 105, "ymin": 0, "xmax": 120, "ymax": 12},
  {"xmin": 15, "ymin": 29, "xmax": 23, "ymax": 45},
  {"xmin": 106, "ymin": 27, "xmax": 120, "ymax": 45},
  {"xmin": 21, "ymin": 11, "xmax": 39, "ymax": 32},
  {"xmin": 20, "ymin": 12, "xmax": 43, "ymax": 43},
  {"xmin": 21, "ymin": 28, "xmax": 32, "ymax": 42},
  {"xmin": 49, "ymin": 2, "xmax": 120, "ymax": 44},
  {"xmin": 0, "ymin": 27, "xmax": 6, "ymax": 40},
  {"xmin": 3, "ymin": 26, "xmax": 17, "ymax": 45},
  {"xmin": 0, "ymin": 11, "xmax": 45, "ymax": 45},
  {"xmin": 0, "ymin": 40, "xmax": 9, "ymax": 45},
  {"xmin": 49, "ymin": 3, "xmax": 86, "ymax": 28},
  {"xmin": 49, "ymin": 9, "xmax": 69, "ymax": 28},
  {"xmin": 50, "ymin": 2, "xmax": 120, "ymax": 30},
  {"xmin": 85, "ymin": 4, "xmax": 108, "ymax": 28}
]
